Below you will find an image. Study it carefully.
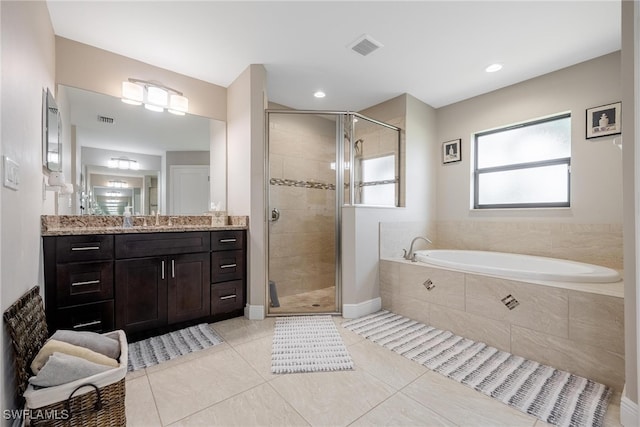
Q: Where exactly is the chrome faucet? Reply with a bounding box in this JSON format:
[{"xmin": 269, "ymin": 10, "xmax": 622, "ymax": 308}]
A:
[{"xmin": 403, "ymin": 236, "xmax": 432, "ymax": 261}]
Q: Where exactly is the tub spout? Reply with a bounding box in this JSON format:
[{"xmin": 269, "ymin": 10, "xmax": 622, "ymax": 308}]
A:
[{"xmin": 403, "ymin": 236, "xmax": 432, "ymax": 261}]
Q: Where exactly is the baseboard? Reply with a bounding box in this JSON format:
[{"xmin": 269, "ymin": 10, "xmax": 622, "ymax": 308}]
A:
[
  {"xmin": 620, "ymin": 389, "xmax": 638, "ymax": 427},
  {"xmin": 342, "ymin": 297, "xmax": 381, "ymax": 319},
  {"xmin": 244, "ymin": 304, "xmax": 265, "ymax": 320}
]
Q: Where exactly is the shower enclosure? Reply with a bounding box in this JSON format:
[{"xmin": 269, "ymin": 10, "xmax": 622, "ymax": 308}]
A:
[{"xmin": 265, "ymin": 110, "xmax": 400, "ymax": 315}]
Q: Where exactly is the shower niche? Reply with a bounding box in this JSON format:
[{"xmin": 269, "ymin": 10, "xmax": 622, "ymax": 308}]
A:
[{"xmin": 266, "ymin": 111, "xmax": 401, "ymax": 315}]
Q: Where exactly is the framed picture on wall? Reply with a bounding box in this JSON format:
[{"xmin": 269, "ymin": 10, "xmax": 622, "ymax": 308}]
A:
[
  {"xmin": 442, "ymin": 139, "xmax": 461, "ymax": 164},
  {"xmin": 586, "ymin": 102, "xmax": 621, "ymax": 139}
]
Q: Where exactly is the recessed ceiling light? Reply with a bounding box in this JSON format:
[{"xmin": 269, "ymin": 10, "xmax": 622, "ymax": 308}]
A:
[
  {"xmin": 485, "ymin": 63, "xmax": 503, "ymax": 73},
  {"xmin": 314, "ymin": 91, "xmax": 326, "ymax": 98}
]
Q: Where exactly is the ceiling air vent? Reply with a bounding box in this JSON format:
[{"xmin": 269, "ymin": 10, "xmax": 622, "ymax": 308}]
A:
[
  {"xmin": 97, "ymin": 115, "xmax": 114, "ymax": 124},
  {"xmin": 348, "ymin": 34, "xmax": 384, "ymax": 57}
]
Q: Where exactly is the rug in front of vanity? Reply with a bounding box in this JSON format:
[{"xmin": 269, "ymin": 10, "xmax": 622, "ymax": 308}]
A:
[
  {"xmin": 271, "ymin": 315, "xmax": 354, "ymax": 374},
  {"xmin": 343, "ymin": 310, "xmax": 612, "ymax": 427},
  {"xmin": 128, "ymin": 323, "xmax": 224, "ymax": 371}
]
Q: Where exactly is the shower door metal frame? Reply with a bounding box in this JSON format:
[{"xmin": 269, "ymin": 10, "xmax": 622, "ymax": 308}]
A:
[
  {"xmin": 265, "ymin": 110, "xmax": 346, "ymax": 316},
  {"xmin": 264, "ymin": 110, "xmax": 401, "ymax": 316}
]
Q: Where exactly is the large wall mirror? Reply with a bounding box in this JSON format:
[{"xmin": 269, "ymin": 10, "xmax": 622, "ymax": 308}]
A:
[{"xmin": 58, "ymin": 85, "xmax": 226, "ymax": 216}]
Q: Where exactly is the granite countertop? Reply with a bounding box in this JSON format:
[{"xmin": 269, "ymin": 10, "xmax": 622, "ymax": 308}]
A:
[{"xmin": 41, "ymin": 214, "xmax": 248, "ymax": 236}]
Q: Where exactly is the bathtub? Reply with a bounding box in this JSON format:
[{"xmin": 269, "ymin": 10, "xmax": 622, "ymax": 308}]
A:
[{"xmin": 413, "ymin": 249, "xmax": 621, "ymax": 283}]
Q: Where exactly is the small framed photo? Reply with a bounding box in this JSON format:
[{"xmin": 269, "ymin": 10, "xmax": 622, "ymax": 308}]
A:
[
  {"xmin": 586, "ymin": 102, "xmax": 621, "ymax": 139},
  {"xmin": 443, "ymin": 139, "xmax": 461, "ymax": 164}
]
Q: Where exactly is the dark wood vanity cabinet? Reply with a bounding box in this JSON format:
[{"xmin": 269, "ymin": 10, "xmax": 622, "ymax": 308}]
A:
[
  {"xmin": 43, "ymin": 229, "xmax": 246, "ymax": 337},
  {"xmin": 211, "ymin": 230, "xmax": 246, "ymax": 316},
  {"xmin": 42, "ymin": 235, "xmax": 116, "ymax": 333},
  {"xmin": 114, "ymin": 232, "xmax": 211, "ymax": 334}
]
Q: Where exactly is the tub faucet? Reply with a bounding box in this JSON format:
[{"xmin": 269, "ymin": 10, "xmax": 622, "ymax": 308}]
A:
[{"xmin": 403, "ymin": 236, "xmax": 432, "ymax": 261}]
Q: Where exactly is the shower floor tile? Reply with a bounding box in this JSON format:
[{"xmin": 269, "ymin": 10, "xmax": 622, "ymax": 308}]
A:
[{"xmin": 269, "ymin": 285, "xmax": 336, "ymax": 314}]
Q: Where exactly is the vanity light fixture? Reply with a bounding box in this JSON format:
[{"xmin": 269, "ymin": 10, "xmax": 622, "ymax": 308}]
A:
[
  {"xmin": 108, "ymin": 180, "xmax": 128, "ymax": 189},
  {"xmin": 121, "ymin": 78, "xmax": 189, "ymax": 115},
  {"xmin": 108, "ymin": 157, "xmax": 139, "ymax": 171}
]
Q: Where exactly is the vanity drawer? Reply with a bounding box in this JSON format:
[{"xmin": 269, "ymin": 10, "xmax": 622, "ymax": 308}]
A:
[
  {"xmin": 55, "ymin": 235, "xmax": 114, "ymax": 263},
  {"xmin": 211, "ymin": 250, "xmax": 245, "ymax": 283},
  {"xmin": 55, "ymin": 300, "xmax": 115, "ymax": 333},
  {"xmin": 115, "ymin": 232, "xmax": 210, "ymax": 259},
  {"xmin": 211, "ymin": 230, "xmax": 245, "ymax": 251},
  {"xmin": 56, "ymin": 261, "xmax": 114, "ymax": 307},
  {"xmin": 211, "ymin": 280, "xmax": 244, "ymax": 315}
]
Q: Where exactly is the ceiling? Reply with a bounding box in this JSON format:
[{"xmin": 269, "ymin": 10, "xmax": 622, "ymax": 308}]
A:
[{"xmin": 46, "ymin": 1, "xmax": 621, "ymax": 112}]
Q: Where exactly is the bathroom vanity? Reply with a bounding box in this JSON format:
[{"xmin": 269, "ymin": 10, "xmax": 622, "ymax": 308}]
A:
[{"xmin": 41, "ymin": 215, "xmax": 247, "ymax": 338}]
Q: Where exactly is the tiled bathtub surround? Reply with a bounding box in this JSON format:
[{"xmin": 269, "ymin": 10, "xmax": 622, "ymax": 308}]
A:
[
  {"xmin": 380, "ymin": 220, "xmax": 623, "ymax": 270},
  {"xmin": 436, "ymin": 220, "xmax": 623, "ymax": 270},
  {"xmin": 379, "ymin": 258, "xmax": 625, "ymax": 391},
  {"xmin": 41, "ymin": 214, "xmax": 247, "ymax": 235}
]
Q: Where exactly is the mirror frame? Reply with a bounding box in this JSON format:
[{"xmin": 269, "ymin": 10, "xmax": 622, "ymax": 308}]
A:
[{"xmin": 42, "ymin": 88, "xmax": 62, "ymax": 172}]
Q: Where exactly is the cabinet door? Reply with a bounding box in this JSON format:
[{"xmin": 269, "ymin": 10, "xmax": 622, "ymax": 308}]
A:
[
  {"xmin": 168, "ymin": 253, "xmax": 211, "ymax": 324},
  {"xmin": 115, "ymin": 257, "xmax": 168, "ymax": 334}
]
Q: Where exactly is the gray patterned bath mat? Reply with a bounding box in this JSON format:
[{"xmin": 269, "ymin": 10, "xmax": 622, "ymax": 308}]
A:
[
  {"xmin": 343, "ymin": 310, "xmax": 611, "ymax": 427},
  {"xmin": 271, "ymin": 315, "xmax": 354, "ymax": 374},
  {"xmin": 128, "ymin": 323, "xmax": 224, "ymax": 371}
]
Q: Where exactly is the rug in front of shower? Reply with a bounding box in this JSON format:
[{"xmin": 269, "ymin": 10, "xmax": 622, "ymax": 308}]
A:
[
  {"xmin": 342, "ymin": 310, "xmax": 612, "ymax": 427},
  {"xmin": 128, "ymin": 323, "xmax": 224, "ymax": 371},
  {"xmin": 271, "ymin": 315, "xmax": 354, "ymax": 374}
]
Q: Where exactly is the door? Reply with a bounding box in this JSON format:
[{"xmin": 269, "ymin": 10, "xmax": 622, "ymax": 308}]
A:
[
  {"xmin": 167, "ymin": 252, "xmax": 211, "ymax": 323},
  {"xmin": 266, "ymin": 111, "xmax": 342, "ymax": 314},
  {"xmin": 170, "ymin": 165, "xmax": 210, "ymax": 214}
]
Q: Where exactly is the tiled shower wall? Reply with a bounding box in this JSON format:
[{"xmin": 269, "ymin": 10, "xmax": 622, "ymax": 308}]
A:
[
  {"xmin": 268, "ymin": 115, "xmax": 336, "ymax": 298},
  {"xmin": 380, "ymin": 220, "xmax": 623, "ymax": 270}
]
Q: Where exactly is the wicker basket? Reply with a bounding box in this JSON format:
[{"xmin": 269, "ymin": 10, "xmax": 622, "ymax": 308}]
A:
[{"xmin": 3, "ymin": 286, "xmax": 127, "ymax": 426}]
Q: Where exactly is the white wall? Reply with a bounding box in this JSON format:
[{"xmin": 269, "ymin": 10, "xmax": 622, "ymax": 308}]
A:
[
  {"xmin": 227, "ymin": 64, "xmax": 267, "ymax": 319},
  {"xmin": 1, "ymin": 0, "xmax": 56, "ymax": 419},
  {"xmin": 436, "ymin": 52, "xmax": 622, "ymax": 225},
  {"xmin": 343, "ymin": 94, "xmax": 438, "ymax": 316}
]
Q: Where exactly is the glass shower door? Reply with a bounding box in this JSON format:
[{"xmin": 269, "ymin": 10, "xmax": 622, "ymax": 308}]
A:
[{"xmin": 266, "ymin": 111, "xmax": 341, "ymax": 315}]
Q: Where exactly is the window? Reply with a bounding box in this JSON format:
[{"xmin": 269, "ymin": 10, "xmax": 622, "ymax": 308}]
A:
[
  {"xmin": 474, "ymin": 114, "xmax": 571, "ymax": 209},
  {"xmin": 358, "ymin": 154, "xmax": 397, "ymax": 206}
]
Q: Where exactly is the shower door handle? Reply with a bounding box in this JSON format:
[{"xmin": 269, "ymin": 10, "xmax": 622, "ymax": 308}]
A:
[{"xmin": 270, "ymin": 208, "xmax": 280, "ymax": 222}]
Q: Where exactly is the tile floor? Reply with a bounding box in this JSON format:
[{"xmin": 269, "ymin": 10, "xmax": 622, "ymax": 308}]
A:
[{"xmin": 125, "ymin": 315, "xmax": 623, "ymax": 427}]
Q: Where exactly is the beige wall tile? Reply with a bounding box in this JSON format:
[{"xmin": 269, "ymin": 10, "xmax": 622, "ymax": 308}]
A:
[
  {"xmin": 465, "ymin": 275, "xmax": 569, "ymax": 338},
  {"xmin": 429, "ymin": 304, "xmax": 511, "ymax": 352},
  {"xmin": 569, "ymin": 291, "xmax": 624, "ymax": 354},
  {"xmin": 380, "ymin": 289, "xmax": 430, "ymax": 326},
  {"xmin": 379, "ymin": 221, "xmax": 434, "ymax": 259},
  {"xmin": 435, "ymin": 220, "xmax": 623, "ymax": 269},
  {"xmin": 511, "ymin": 326, "xmax": 624, "ymax": 391},
  {"xmin": 380, "ymin": 260, "xmax": 465, "ymax": 310}
]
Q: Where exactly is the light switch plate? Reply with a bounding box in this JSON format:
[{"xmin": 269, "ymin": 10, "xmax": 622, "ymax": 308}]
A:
[{"xmin": 3, "ymin": 156, "xmax": 19, "ymax": 191}]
